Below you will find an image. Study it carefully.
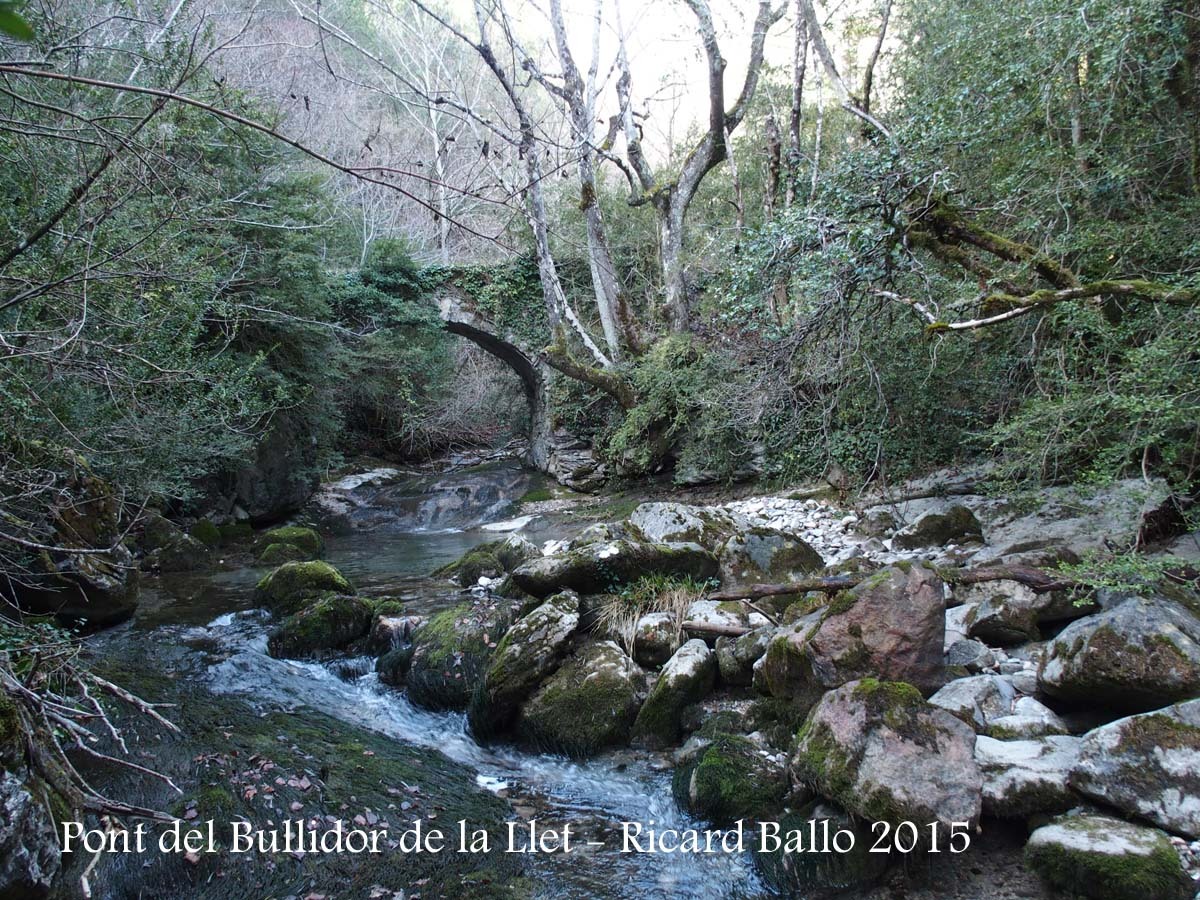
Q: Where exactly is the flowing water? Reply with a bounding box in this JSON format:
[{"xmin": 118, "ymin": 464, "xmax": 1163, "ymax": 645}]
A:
[{"xmin": 111, "ymin": 463, "xmax": 770, "ymax": 899}]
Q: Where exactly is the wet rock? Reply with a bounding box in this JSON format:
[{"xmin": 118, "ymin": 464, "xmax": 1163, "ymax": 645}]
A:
[
  {"xmin": 632, "ymin": 612, "xmax": 681, "ymax": 668},
  {"xmin": 0, "ymin": 771, "xmax": 58, "ymax": 899},
  {"xmin": 267, "ymin": 593, "xmax": 373, "ymax": 659},
  {"xmin": 754, "ymin": 800, "xmax": 892, "ymax": 896},
  {"xmin": 929, "ymin": 674, "xmax": 1017, "ymax": 731},
  {"xmin": 259, "ymin": 525, "xmax": 324, "ymax": 560},
  {"xmin": 517, "ymin": 640, "xmax": 645, "ymax": 757},
  {"xmin": 253, "ymin": 560, "xmax": 353, "ymax": 614},
  {"xmin": 144, "ymin": 532, "xmax": 211, "ymax": 573},
  {"xmin": 1038, "ymin": 595, "xmax": 1200, "ymax": 712},
  {"xmin": 435, "ymin": 535, "xmax": 538, "ymax": 588},
  {"xmin": 631, "ymin": 639, "xmax": 717, "ymax": 749},
  {"xmin": 718, "ymin": 527, "xmax": 823, "ymax": 587},
  {"xmin": 790, "ymin": 679, "xmax": 982, "ymax": 833},
  {"xmin": 1070, "ymin": 699, "xmax": 1200, "ymax": 839},
  {"xmin": 367, "ymin": 613, "xmax": 423, "ymax": 656},
  {"xmin": 376, "ymin": 642, "xmax": 416, "ymax": 686},
  {"xmin": 405, "ymin": 604, "xmax": 512, "ymax": 711},
  {"xmin": 975, "ymin": 734, "xmax": 1081, "ymax": 818},
  {"xmin": 672, "ymin": 732, "xmax": 787, "ymax": 824},
  {"xmin": 510, "ymin": 540, "xmax": 718, "ymax": 598},
  {"xmin": 716, "ymin": 626, "xmax": 773, "ymax": 686},
  {"xmin": 1025, "ymin": 813, "xmax": 1191, "ymax": 900},
  {"xmin": 468, "ymin": 592, "xmax": 580, "ymax": 737},
  {"xmin": 892, "ymin": 505, "xmax": 983, "ymax": 549}
]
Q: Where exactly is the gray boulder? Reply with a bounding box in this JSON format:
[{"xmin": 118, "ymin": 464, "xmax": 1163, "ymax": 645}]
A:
[
  {"xmin": 1038, "ymin": 595, "xmax": 1200, "ymax": 712},
  {"xmin": 0, "ymin": 771, "xmax": 58, "ymax": 898},
  {"xmin": 975, "ymin": 735, "xmax": 1081, "ymax": 818},
  {"xmin": 716, "ymin": 626, "xmax": 773, "ymax": 686},
  {"xmin": 627, "ymin": 502, "xmax": 742, "ymax": 548},
  {"xmin": 468, "ymin": 592, "xmax": 580, "ymax": 737},
  {"xmin": 929, "ymin": 674, "xmax": 1017, "ymax": 731},
  {"xmin": 946, "ymin": 638, "xmax": 995, "ymax": 672},
  {"xmin": 1070, "ymin": 699, "xmax": 1200, "ymax": 839},
  {"xmin": 1025, "ymin": 813, "xmax": 1191, "ymax": 900},
  {"xmin": 510, "ymin": 540, "xmax": 718, "ymax": 597},
  {"xmin": 962, "ymin": 580, "xmax": 1093, "ymax": 645},
  {"xmin": 632, "ymin": 612, "xmax": 681, "ymax": 668},
  {"xmin": 892, "ymin": 505, "xmax": 983, "ymax": 549},
  {"xmin": 718, "ymin": 527, "xmax": 823, "ymax": 586},
  {"xmin": 631, "ymin": 639, "xmax": 717, "ymax": 749},
  {"xmin": 790, "ymin": 679, "xmax": 982, "ymax": 833}
]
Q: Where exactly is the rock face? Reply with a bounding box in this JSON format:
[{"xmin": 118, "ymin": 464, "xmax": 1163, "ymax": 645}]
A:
[
  {"xmin": 631, "ymin": 639, "xmax": 717, "ymax": 749},
  {"xmin": 12, "ymin": 453, "xmax": 139, "ymax": 626},
  {"xmin": 892, "ymin": 505, "xmax": 983, "ymax": 549},
  {"xmin": 468, "ymin": 592, "xmax": 580, "ymax": 737},
  {"xmin": 1038, "ymin": 595, "xmax": 1200, "ymax": 712},
  {"xmin": 1070, "ymin": 700, "xmax": 1200, "ymax": 839},
  {"xmin": 1025, "ymin": 813, "xmax": 1191, "ymax": 900},
  {"xmin": 805, "ymin": 564, "xmax": 946, "ymax": 693},
  {"xmin": 790, "ymin": 679, "xmax": 982, "ymax": 833},
  {"xmin": 253, "ymin": 561, "xmax": 353, "ymax": 614},
  {"xmin": 632, "ymin": 612, "xmax": 681, "ymax": 668},
  {"xmin": 405, "ymin": 604, "xmax": 510, "ymax": 711},
  {"xmin": 0, "ymin": 771, "xmax": 59, "ymax": 898},
  {"xmin": 517, "ymin": 641, "xmax": 645, "ymax": 757},
  {"xmin": 510, "ymin": 540, "xmax": 718, "ymax": 597},
  {"xmin": 672, "ymin": 733, "xmax": 787, "ymax": 824},
  {"xmin": 266, "ymin": 594, "xmax": 373, "ymax": 659},
  {"xmin": 975, "ymin": 735, "xmax": 1081, "ymax": 818}
]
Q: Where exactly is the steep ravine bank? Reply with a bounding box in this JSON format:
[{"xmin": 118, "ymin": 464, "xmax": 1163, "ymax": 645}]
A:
[{"xmin": 7, "ymin": 459, "xmax": 1200, "ymax": 899}]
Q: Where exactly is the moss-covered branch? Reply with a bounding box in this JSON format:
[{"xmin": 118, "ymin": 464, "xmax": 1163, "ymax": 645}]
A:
[{"xmin": 543, "ymin": 334, "xmax": 637, "ymax": 409}]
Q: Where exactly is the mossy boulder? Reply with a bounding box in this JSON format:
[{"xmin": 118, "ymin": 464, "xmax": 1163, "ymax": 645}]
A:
[
  {"xmin": 716, "ymin": 626, "xmax": 772, "ymax": 686},
  {"xmin": 1025, "ymin": 813, "xmax": 1191, "ymax": 900},
  {"xmin": 468, "ymin": 592, "xmax": 580, "ymax": 738},
  {"xmin": 218, "ymin": 522, "xmax": 253, "ymax": 544},
  {"xmin": 672, "ymin": 733, "xmax": 787, "ymax": 824},
  {"xmin": 253, "ymin": 561, "xmax": 353, "ymax": 614},
  {"xmin": 405, "ymin": 604, "xmax": 511, "ymax": 712},
  {"xmin": 626, "ymin": 502, "xmax": 742, "ymax": 549},
  {"xmin": 256, "ymin": 542, "xmax": 308, "ymax": 566},
  {"xmin": 143, "ymin": 533, "xmax": 211, "ymax": 573},
  {"xmin": 632, "ymin": 612, "xmax": 681, "ymax": 668},
  {"xmin": 376, "ymin": 643, "xmax": 417, "ymax": 686},
  {"xmin": 510, "ymin": 540, "xmax": 718, "ymax": 598},
  {"xmin": 140, "ymin": 514, "xmax": 182, "ymax": 552},
  {"xmin": 975, "ymin": 734, "xmax": 1081, "ymax": 819},
  {"xmin": 718, "ymin": 526, "xmax": 823, "ymax": 587},
  {"xmin": 752, "ymin": 609, "xmax": 828, "ymax": 712},
  {"xmin": 1070, "ymin": 699, "xmax": 1200, "ymax": 838},
  {"xmin": 753, "ymin": 801, "xmax": 892, "ymax": 895},
  {"xmin": 892, "ymin": 505, "xmax": 983, "ymax": 549},
  {"xmin": 631, "ymin": 639, "xmax": 717, "ymax": 749},
  {"xmin": 259, "ymin": 525, "xmax": 324, "ymax": 560},
  {"xmin": 1038, "ymin": 595, "xmax": 1200, "ymax": 712},
  {"xmin": 188, "ymin": 519, "xmax": 222, "ymax": 548},
  {"xmin": 517, "ymin": 640, "xmax": 645, "ymax": 757},
  {"xmin": 266, "ymin": 594, "xmax": 373, "ymax": 659},
  {"xmin": 436, "ymin": 536, "xmax": 540, "ymax": 587},
  {"xmin": 790, "ymin": 679, "xmax": 982, "ymax": 835}
]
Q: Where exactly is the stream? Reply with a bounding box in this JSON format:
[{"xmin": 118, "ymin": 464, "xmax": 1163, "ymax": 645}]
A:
[{"xmin": 95, "ymin": 463, "xmax": 770, "ymax": 899}]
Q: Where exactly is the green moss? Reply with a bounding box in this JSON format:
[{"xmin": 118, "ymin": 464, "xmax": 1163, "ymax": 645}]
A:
[
  {"xmin": 217, "ymin": 522, "xmax": 253, "ymax": 544},
  {"xmin": 256, "ymin": 541, "xmax": 307, "ymax": 566},
  {"xmin": 260, "ymin": 525, "xmax": 323, "ymax": 558},
  {"xmin": 672, "ymin": 733, "xmax": 786, "ymax": 824},
  {"xmin": 1026, "ymin": 817, "xmax": 1190, "ymax": 900},
  {"xmin": 267, "ymin": 594, "xmax": 373, "ymax": 659},
  {"xmin": 0, "ymin": 690, "xmax": 22, "ymax": 770},
  {"xmin": 188, "ymin": 519, "xmax": 221, "ymax": 548},
  {"xmin": 253, "ymin": 560, "xmax": 353, "ymax": 614},
  {"xmin": 406, "ymin": 605, "xmax": 504, "ymax": 711},
  {"xmin": 369, "ymin": 597, "xmax": 406, "ymax": 616},
  {"xmin": 518, "ymin": 487, "xmax": 554, "ymax": 504}
]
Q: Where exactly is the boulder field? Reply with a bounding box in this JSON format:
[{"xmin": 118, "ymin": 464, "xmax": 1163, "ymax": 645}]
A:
[{"xmin": 253, "ymin": 479, "xmax": 1200, "ymax": 898}]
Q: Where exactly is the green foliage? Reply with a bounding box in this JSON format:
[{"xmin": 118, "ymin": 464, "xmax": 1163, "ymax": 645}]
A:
[{"xmin": 1056, "ymin": 550, "xmax": 1190, "ymax": 599}]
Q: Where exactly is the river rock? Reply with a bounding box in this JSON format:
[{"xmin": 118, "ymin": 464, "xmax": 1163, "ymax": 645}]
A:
[
  {"xmin": 946, "ymin": 639, "xmax": 995, "ymax": 672},
  {"xmin": 12, "ymin": 452, "xmax": 139, "ymax": 626},
  {"xmin": 987, "ymin": 696, "xmax": 1069, "ymax": 738},
  {"xmin": 752, "ymin": 609, "xmax": 827, "ymax": 707},
  {"xmin": 0, "ymin": 770, "xmax": 59, "ymax": 898},
  {"xmin": 807, "ymin": 563, "xmax": 946, "ymax": 693},
  {"xmin": 258, "ymin": 525, "xmax": 324, "ymax": 560},
  {"xmin": 790, "ymin": 679, "xmax": 982, "ymax": 833},
  {"xmin": 716, "ymin": 626, "xmax": 772, "ymax": 686},
  {"xmin": 1038, "ymin": 595, "xmax": 1200, "ymax": 712},
  {"xmin": 754, "ymin": 801, "xmax": 892, "ymax": 895},
  {"xmin": 1025, "ymin": 813, "xmax": 1191, "ymax": 900},
  {"xmin": 632, "ymin": 612, "xmax": 681, "ymax": 668},
  {"xmin": 367, "ymin": 613, "xmax": 423, "ymax": 656},
  {"xmin": 627, "ymin": 502, "xmax": 742, "ymax": 549},
  {"xmin": 1070, "ymin": 699, "xmax": 1200, "ymax": 838},
  {"xmin": 672, "ymin": 732, "xmax": 787, "ymax": 824},
  {"xmin": 929, "ymin": 674, "xmax": 1017, "ymax": 731},
  {"xmin": 253, "ymin": 560, "xmax": 353, "ymax": 614},
  {"xmin": 684, "ymin": 599, "xmax": 769, "ymax": 639},
  {"xmin": 510, "ymin": 540, "xmax": 718, "ymax": 597},
  {"xmin": 892, "ymin": 505, "xmax": 983, "ymax": 549},
  {"xmin": 405, "ymin": 603, "xmax": 511, "ymax": 711},
  {"xmin": 961, "ymin": 580, "xmax": 1092, "ymax": 645},
  {"xmin": 975, "ymin": 734, "xmax": 1081, "ymax": 818},
  {"xmin": 631, "ymin": 639, "xmax": 717, "ymax": 749},
  {"xmin": 516, "ymin": 640, "xmax": 645, "ymax": 757},
  {"xmin": 468, "ymin": 592, "xmax": 580, "ymax": 737},
  {"xmin": 718, "ymin": 527, "xmax": 823, "ymax": 587},
  {"xmin": 267, "ymin": 593, "xmax": 373, "ymax": 659}
]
